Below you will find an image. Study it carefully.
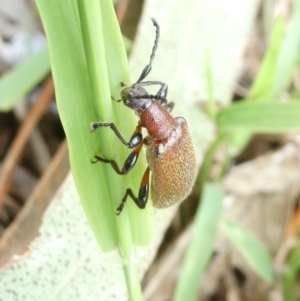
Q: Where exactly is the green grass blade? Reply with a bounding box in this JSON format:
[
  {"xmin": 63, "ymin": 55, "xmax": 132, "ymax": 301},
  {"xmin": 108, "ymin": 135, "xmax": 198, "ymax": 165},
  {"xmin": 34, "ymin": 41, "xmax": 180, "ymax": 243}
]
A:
[
  {"xmin": 36, "ymin": 0, "xmax": 151, "ymax": 255},
  {"xmin": 205, "ymin": 50, "xmax": 216, "ymax": 118},
  {"xmin": 217, "ymin": 101, "xmax": 300, "ymax": 133},
  {"xmin": 225, "ymin": 8, "xmax": 300, "ymax": 155},
  {"xmin": 249, "ymin": 0, "xmax": 300, "ymax": 101},
  {"xmin": 270, "ymin": 0, "xmax": 300, "ymax": 99},
  {"xmin": 123, "ymin": 263, "xmax": 143, "ymax": 301},
  {"xmin": 0, "ymin": 47, "xmax": 50, "ymax": 111},
  {"xmin": 174, "ymin": 183, "xmax": 223, "ymax": 301},
  {"xmin": 98, "ymin": 0, "xmax": 152, "ymax": 246},
  {"xmin": 282, "ymin": 243, "xmax": 300, "ymax": 301},
  {"xmin": 221, "ymin": 219, "xmax": 274, "ymax": 284},
  {"xmin": 221, "ymin": 16, "xmax": 284, "ymax": 157},
  {"xmin": 249, "ymin": 16, "xmax": 284, "ymax": 100}
]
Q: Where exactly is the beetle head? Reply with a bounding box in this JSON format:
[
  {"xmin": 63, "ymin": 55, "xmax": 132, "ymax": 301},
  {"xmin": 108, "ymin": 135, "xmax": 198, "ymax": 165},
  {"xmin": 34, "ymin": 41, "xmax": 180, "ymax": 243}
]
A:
[{"xmin": 121, "ymin": 84, "xmax": 152, "ymax": 111}]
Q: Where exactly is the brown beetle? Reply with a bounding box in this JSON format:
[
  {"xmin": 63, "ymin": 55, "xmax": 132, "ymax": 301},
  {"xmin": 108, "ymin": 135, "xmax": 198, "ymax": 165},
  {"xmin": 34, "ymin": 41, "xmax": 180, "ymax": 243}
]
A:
[{"xmin": 91, "ymin": 19, "xmax": 196, "ymax": 214}]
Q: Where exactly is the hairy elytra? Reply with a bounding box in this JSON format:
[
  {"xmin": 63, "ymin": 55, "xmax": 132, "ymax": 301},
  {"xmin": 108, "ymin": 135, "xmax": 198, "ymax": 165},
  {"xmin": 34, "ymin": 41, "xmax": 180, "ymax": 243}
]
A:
[{"xmin": 90, "ymin": 19, "xmax": 196, "ymax": 214}]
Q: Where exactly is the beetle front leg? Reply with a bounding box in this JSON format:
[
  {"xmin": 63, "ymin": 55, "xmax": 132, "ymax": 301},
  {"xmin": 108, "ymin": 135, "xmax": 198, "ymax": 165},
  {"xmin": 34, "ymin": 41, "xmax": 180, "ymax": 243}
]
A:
[
  {"xmin": 139, "ymin": 81, "xmax": 169, "ymax": 104},
  {"xmin": 90, "ymin": 123, "xmax": 142, "ymax": 148},
  {"xmin": 116, "ymin": 166, "xmax": 150, "ymax": 214},
  {"xmin": 156, "ymin": 83, "xmax": 168, "ymax": 101},
  {"xmin": 153, "ymin": 83, "xmax": 169, "ymax": 105}
]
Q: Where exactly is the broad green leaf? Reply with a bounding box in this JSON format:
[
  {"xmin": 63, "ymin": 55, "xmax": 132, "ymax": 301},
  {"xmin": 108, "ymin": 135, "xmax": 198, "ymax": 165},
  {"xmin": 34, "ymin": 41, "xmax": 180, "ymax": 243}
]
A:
[
  {"xmin": 221, "ymin": 219, "xmax": 274, "ymax": 284},
  {"xmin": 36, "ymin": 0, "xmax": 151, "ymax": 257},
  {"xmin": 217, "ymin": 101, "xmax": 300, "ymax": 133},
  {"xmin": 0, "ymin": 47, "xmax": 50, "ymax": 111},
  {"xmin": 174, "ymin": 183, "xmax": 223, "ymax": 301},
  {"xmin": 0, "ymin": 175, "xmax": 130, "ymax": 301},
  {"xmin": 36, "ymin": 1, "xmax": 150, "ymax": 298}
]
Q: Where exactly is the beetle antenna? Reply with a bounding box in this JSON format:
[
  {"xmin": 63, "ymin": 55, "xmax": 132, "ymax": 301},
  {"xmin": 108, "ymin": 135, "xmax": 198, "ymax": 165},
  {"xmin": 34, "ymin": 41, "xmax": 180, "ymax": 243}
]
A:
[{"xmin": 136, "ymin": 18, "xmax": 160, "ymax": 83}]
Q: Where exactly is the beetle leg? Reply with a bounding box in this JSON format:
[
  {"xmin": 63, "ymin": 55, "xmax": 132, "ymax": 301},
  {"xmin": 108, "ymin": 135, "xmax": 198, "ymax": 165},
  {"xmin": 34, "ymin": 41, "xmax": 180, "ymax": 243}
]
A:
[
  {"xmin": 111, "ymin": 96, "xmax": 122, "ymax": 102},
  {"xmin": 156, "ymin": 83, "xmax": 168, "ymax": 100},
  {"xmin": 92, "ymin": 138, "xmax": 144, "ymax": 175},
  {"xmin": 163, "ymin": 102, "xmax": 174, "ymax": 112},
  {"xmin": 111, "ymin": 84, "xmax": 127, "ymax": 102},
  {"xmin": 116, "ymin": 166, "xmax": 150, "ymax": 214},
  {"xmin": 90, "ymin": 123, "xmax": 142, "ymax": 148},
  {"xmin": 133, "ymin": 94, "xmax": 168, "ymax": 104},
  {"xmin": 139, "ymin": 81, "xmax": 168, "ymax": 97},
  {"xmin": 138, "ymin": 80, "xmax": 166, "ymax": 88},
  {"xmin": 134, "ymin": 81, "xmax": 169, "ymax": 105}
]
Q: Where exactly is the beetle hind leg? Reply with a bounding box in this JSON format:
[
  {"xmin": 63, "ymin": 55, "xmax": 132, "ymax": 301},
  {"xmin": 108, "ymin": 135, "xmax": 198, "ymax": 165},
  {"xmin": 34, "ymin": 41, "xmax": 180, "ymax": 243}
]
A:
[{"xmin": 116, "ymin": 166, "xmax": 150, "ymax": 214}]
